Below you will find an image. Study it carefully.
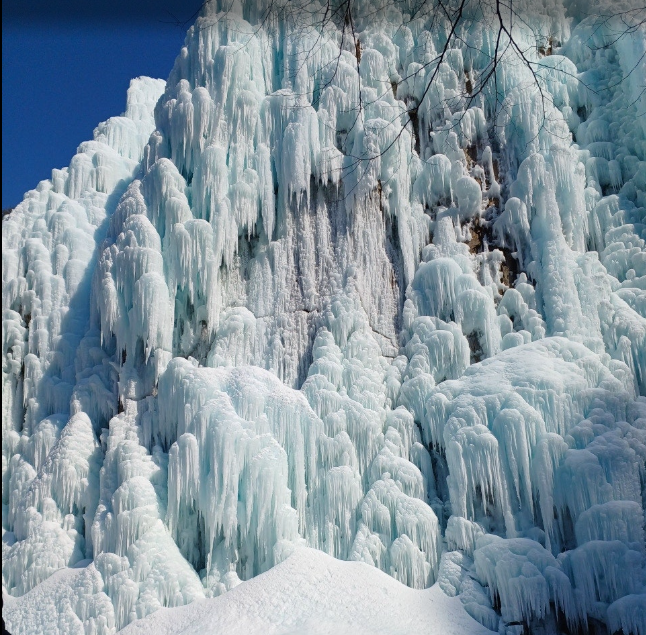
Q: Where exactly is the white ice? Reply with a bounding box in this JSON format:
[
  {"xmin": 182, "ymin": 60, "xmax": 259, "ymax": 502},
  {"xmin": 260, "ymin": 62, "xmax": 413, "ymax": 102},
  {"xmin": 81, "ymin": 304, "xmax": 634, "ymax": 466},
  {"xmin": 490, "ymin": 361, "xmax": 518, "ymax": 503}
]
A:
[{"xmin": 3, "ymin": 0, "xmax": 646, "ymax": 633}]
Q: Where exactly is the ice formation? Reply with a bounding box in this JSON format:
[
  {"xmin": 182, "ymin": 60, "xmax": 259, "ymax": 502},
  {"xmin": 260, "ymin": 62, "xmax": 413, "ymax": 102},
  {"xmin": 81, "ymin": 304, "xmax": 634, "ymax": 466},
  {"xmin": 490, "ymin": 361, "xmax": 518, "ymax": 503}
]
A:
[{"xmin": 3, "ymin": 0, "xmax": 646, "ymax": 633}]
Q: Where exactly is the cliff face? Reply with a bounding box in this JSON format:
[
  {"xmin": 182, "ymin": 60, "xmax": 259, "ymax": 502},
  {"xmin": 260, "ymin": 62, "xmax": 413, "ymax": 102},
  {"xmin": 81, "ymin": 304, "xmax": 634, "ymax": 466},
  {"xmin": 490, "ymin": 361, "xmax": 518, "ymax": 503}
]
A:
[{"xmin": 3, "ymin": 1, "xmax": 646, "ymax": 633}]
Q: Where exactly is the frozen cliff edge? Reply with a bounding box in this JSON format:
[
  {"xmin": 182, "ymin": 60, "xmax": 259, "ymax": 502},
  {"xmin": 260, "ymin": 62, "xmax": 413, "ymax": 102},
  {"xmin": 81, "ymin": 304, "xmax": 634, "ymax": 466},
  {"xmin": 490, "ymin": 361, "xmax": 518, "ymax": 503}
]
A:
[{"xmin": 2, "ymin": 0, "xmax": 646, "ymax": 634}]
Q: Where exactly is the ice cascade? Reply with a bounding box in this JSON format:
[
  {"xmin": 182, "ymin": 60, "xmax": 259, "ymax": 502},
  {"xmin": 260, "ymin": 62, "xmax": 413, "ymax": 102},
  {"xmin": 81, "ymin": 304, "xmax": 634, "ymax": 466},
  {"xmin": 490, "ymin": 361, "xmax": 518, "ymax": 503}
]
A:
[{"xmin": 3, "ymin": 1, "xmax": 646, "ymax": 634}]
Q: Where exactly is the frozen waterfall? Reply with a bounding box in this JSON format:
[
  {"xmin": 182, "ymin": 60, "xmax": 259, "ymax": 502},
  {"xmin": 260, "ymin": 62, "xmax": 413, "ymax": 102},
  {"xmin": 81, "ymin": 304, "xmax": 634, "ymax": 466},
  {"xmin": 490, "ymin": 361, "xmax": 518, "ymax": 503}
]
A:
[{"xmin": 3, "ymin": 0, "xmax": 646, "ymax": 633}]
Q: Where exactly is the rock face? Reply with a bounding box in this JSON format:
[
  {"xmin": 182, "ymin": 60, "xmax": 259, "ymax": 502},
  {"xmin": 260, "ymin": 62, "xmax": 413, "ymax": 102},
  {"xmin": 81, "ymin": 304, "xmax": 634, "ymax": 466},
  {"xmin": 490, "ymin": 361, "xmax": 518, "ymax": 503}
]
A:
[{"xmin": 2, "ymin": 1, "xmax": 646, "ymax": 634}]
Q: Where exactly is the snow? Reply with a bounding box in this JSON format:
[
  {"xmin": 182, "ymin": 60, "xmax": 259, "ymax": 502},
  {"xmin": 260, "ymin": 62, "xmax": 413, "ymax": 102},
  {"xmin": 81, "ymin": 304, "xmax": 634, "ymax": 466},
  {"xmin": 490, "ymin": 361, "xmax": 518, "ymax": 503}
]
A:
[
  {"xmin": 3, "ymin": 0, "xmax": 646, "ymax": 633},
  {"xmin": 116, "ymin": 547, "xmax": 494, "ymax": 635}
]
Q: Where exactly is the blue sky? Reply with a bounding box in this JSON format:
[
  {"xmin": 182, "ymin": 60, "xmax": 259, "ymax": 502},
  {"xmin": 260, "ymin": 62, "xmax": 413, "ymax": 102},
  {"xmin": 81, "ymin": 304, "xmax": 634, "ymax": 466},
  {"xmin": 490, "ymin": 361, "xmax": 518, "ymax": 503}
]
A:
[{"xmin": 2, "ymin": 2, "xmax": 200, "ymax": 209}]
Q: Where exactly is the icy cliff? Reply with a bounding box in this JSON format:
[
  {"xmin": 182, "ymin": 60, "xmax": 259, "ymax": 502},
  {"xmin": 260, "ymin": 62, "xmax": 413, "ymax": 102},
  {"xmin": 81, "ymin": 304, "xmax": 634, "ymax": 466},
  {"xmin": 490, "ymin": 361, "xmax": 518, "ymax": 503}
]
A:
[{"xmin": 3, "ymin": 0, "xmax": 646, "ymax": 633}]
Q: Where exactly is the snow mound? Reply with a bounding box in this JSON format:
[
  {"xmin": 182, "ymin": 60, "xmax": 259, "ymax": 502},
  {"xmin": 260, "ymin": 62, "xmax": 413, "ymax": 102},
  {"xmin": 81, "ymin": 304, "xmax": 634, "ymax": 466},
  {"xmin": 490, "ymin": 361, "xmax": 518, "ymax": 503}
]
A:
[{"xmin": 118, "ymin": 547, "xmax": 494, "ymax": 635}]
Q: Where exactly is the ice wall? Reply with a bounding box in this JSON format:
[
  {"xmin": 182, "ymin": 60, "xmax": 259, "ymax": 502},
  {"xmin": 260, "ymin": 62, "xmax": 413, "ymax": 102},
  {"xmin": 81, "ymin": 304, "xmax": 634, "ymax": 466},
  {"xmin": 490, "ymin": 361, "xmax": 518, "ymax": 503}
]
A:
[
  {"xmin": 3, "ymin": 1, "xmax": 646, "ymax": 634},
  {"xmin": 3, "ymin": 77, "xmax": 166, "ymax": 604}
]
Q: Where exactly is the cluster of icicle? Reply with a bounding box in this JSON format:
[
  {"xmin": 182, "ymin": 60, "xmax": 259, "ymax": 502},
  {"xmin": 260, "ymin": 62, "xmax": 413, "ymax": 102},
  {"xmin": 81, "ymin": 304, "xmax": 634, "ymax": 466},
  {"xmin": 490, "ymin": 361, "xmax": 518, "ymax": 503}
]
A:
[{"xmin": 3, "ymin": 0, "xmax": 646, "ymax": 633}]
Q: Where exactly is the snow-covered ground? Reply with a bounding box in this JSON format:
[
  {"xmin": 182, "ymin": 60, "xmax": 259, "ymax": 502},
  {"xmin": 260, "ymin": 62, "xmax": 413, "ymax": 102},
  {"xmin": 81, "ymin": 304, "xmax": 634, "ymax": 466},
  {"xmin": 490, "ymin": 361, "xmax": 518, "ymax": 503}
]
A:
[
  {"xmin": 3, "ymin": 0, "xmax": 646, "ymax": 633},
  {"xmin": 3, "ymin": 547, "xmax": 495, "ymax": 635},
  {"xmin": 120, "ymin": 547, "xmax": 494, "ymax": 635}
]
